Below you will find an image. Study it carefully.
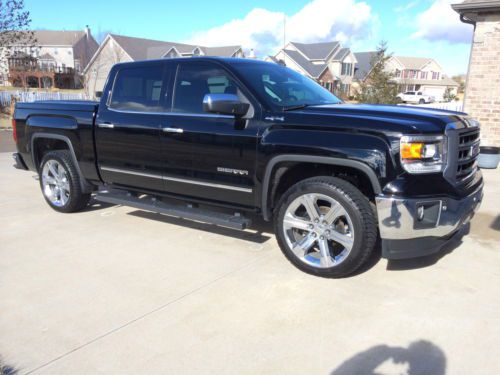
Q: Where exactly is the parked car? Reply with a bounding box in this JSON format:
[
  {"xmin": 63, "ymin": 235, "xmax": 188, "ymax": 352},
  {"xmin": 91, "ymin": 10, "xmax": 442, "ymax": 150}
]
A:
[
  {"xmin": 397, "ymin": 91, "xmax": 435, "ymax": 104},
  {"xmin": 12, "ymin": 57, "xmax": 483, "ymax": 278}
]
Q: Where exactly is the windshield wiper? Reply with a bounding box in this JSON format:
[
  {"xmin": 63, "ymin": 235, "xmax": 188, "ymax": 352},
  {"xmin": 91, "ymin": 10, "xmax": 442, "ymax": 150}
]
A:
[{"xmin": 283, "ymin": 104, "xmax": 310, "ymax": 111}]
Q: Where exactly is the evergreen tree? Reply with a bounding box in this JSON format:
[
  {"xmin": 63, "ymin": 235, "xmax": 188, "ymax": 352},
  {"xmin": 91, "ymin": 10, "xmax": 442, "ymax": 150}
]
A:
[{"xmin": 356, "ymin": 41, "xmax": 398, "ymax": 104}]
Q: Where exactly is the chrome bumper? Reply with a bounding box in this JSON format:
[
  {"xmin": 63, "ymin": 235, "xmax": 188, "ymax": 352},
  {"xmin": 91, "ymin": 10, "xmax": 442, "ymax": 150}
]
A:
[{"xmin": 375, "ymin": 183, "xmax": 483, "ymax": 240}]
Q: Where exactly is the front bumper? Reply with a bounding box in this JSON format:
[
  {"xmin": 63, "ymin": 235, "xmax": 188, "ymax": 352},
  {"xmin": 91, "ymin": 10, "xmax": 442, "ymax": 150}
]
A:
[{"xmin": 375, "ymin": 183, "xmax": 483, "ymax": 259}]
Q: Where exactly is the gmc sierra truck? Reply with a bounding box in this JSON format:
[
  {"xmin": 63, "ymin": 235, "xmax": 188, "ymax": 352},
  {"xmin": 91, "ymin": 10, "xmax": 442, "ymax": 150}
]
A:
[{"xmin": 12, "ymin": 57, "xmax": 483, "ymax": 278}]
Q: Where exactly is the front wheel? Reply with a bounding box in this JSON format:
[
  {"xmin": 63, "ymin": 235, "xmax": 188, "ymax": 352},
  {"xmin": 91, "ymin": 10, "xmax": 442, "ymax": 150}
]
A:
[
  {"xmin": 39, "ymin": 150, "xmax": 91, "ymax": 213},
  {"xmin": 419, "ymin": 98, "xmax": 426, "ymax": 104},
  {"xmin": 274, "ymin": 177, "xmax": 377, "ymax": 278}
]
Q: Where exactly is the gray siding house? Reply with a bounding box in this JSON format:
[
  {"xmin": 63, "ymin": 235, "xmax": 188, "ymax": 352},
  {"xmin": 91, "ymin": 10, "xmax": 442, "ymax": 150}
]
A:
[{"xmin": 269, "ymin": 41, "xmax": 357, "ymax": 96}]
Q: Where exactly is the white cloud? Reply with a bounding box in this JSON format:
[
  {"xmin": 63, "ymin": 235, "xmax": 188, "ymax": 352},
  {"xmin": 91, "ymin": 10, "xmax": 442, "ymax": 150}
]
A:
[
  {"xmin": 411, "ymin": 0, "xmax": 473, "ymax": 43},
  {"xmin": 395, "ymin": 0, "xmax": 421, "ymax": 13},
  {"xmin": 187, "ymin": 0, "xmax": 378, "ymax": 56}
]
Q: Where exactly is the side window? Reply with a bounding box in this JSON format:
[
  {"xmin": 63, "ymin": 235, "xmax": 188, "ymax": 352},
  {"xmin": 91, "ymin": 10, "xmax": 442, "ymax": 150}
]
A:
[
  {"xmin": 110, "ymin": 65, "xmax": 165, "ymax": 112},
  {"xmin": 173, "ymin": 63, "xmax": 241, "ymax": 114}
]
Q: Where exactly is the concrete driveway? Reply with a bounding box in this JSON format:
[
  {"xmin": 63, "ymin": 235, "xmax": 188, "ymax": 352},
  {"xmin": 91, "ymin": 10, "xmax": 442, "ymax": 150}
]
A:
[{"xmin": 1, "ymin": 137, "xmax": 499, "ymax": 374}]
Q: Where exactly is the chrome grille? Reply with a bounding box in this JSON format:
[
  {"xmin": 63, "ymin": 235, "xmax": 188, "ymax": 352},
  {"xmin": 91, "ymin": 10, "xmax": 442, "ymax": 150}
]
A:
[
  {"xmin": 445, "ymin": 126, "xmax": 480, "ymax": 184},
  {"xmin": 456, "ymin": 129, "xmax": 480, "ymax": 182}
]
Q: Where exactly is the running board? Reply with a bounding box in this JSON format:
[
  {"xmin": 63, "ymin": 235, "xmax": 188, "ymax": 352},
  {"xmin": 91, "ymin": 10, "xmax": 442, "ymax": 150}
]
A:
[{"xmin": 95, "ymin": 190, "xmax": 251, "ymax": 230}]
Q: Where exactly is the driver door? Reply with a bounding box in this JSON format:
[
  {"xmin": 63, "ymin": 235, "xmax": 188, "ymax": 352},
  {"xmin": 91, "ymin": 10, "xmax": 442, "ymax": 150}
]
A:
[{"xmin": 160, "ymin": 61, "xmax": 260, "ymax": 207}]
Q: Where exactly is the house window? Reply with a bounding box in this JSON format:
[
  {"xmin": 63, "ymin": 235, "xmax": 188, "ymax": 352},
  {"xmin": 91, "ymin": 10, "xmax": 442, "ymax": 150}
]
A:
[
  {"xmin": 432, "ymin": 71, "xmax": 440, "ymax": 80},
  {"xmin": 341, "ymin": 63, "xmax": 353, "ymax": 76},
  {"xmin": 395, "ymin": 69, "xmax": 401, "ymax": 78},
  {"xmin": 340, "ymin": 83, "xmax": 350, "ymax": 94},
  {"xmin": 421, "ymin": 71, "xmax": 428, "ymax": 80},
  {"xmin": 402, "ymin": 70, "xmax": 408, "ymax": 79}
]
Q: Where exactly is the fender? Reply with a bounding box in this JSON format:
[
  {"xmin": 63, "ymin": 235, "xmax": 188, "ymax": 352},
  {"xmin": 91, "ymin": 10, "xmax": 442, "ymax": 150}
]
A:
[
  {"xmin": 261, "ymin": 155, "xmax": 382, "ymax": 221},
  {"xmin": 30, "ymin": 132, "xmax": 92, "ymax": 193}
]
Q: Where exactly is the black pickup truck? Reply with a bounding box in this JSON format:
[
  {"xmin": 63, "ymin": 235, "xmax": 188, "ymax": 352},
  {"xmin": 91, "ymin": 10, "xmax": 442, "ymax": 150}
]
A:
[{"xmin": 12, "ymin": 57, "xmax": 483, "ymax": 278}]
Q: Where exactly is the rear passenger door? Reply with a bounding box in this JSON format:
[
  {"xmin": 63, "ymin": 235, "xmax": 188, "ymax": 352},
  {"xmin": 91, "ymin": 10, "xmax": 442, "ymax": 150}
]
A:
[
  {"xmin": 160, "ymin": 61, "xmax": 259, "ymax": 207},
  {"xmin": 95, "ymin": 62, "xmax": 173, "ymax": 192}
]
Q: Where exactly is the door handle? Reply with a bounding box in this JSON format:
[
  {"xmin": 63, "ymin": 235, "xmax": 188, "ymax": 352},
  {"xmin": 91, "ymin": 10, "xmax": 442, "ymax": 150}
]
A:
[
  {"xmin": 97, "ymin": 123, "xmax": 115, "ymax": 129},
  {"xmin": 162, "ymin": 127, "xmax": 184, "ymax": 134}
]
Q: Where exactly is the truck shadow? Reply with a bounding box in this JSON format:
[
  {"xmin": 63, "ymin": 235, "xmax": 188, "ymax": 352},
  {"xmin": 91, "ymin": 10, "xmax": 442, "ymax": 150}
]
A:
[
  {"xmin": 330, "ymin": 340, "xmax": 446, "ymax": 375},
  {"xmin": 82, "ymin": 199, "xmax": 116, "ymax": 212},
  {"xmin": 127, "ymin": 210, "xmax": 273, "ymax": 244}
]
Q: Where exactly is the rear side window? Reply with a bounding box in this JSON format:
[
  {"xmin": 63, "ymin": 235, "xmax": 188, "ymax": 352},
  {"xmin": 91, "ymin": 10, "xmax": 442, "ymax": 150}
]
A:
[
  {"xmin": 173, "ymin": 63, "xmax": 243, "ymax": 114},
  {"xmin": 110, "ymin": 65, "xmax": 165, "ymax": 112}
]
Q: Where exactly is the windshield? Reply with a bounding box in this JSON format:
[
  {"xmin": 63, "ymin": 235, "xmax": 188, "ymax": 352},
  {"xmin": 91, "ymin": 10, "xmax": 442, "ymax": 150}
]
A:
[{"xmin": 231, "ymin": 62, "xmax": 342, "ymax": 110}]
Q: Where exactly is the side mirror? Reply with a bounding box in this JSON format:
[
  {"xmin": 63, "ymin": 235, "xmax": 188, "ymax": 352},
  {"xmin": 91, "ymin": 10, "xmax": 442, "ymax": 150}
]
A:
[
  {"xmin": 203, "ymin": 93, "xmax": 249, "ymax": 117},
  {"xmin": 95, "ymin": 91, "xmax": 103, "ymax": 98}
]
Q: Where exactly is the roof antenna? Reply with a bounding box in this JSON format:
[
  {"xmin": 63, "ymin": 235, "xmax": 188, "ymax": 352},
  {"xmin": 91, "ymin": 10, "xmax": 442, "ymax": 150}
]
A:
[{"xmin": 283, "ymin": 13, "xmax": 286, "ymax": 65}]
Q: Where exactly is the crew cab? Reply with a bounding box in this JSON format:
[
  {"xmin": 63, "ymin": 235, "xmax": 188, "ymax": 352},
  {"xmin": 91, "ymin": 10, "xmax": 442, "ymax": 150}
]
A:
[
  {"xmin": 397, "ymin": 91, "xmax": 435, "ymax": 104},
  {"xmin": 12, "ymin": 57, "xmax": 483, "ymax": 278}
]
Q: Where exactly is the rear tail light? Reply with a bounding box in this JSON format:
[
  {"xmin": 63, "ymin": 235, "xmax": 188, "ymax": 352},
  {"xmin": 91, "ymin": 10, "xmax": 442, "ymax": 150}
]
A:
[{"xmin": 12, "ymin": 118, "xmax": 17, "ymax": 143}]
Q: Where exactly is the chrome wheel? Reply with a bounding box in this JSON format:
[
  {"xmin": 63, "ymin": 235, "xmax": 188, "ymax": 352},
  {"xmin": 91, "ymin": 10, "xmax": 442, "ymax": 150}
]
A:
[
  {"xmin": 41, "ymin": 160, "xmax": 70, "ymax": 207},
  {"xmin": 282, "ymin": 193, "xmax": 355, "ymax": 268}
]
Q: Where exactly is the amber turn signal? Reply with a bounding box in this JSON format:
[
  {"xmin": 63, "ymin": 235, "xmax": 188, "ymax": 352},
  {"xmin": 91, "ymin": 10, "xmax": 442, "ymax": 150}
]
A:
[{"xmin": 401, "ymin": 142, "xmax": 424, "ymax": 159}]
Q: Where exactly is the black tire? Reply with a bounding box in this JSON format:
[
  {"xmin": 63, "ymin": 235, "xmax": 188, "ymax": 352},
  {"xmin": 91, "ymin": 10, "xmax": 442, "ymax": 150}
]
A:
[
  {"xmin": 274, "ymin": 176, "xmax": 377, "ymax": 278},
  {"xmin": 419, "ymin": 98, "xmax": 426, "ymax": 104},
  {"xmin": 39, "ymin": 150, "xmax": 91, "ymax": 213}
]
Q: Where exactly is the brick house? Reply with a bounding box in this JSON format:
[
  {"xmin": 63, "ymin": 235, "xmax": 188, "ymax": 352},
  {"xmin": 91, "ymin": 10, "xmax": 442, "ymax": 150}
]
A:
[
  {"xmin": 353, "ymin": 52, "xmax": 459, "ymax": 101},
  {"xmin": 452, "ymin": 0, "xmax": 500, "ymax": 147},
  {"xmin": 269, "ymin": 41, "xmax": 357, "ymax": 97},
  {"xmin": 0, "ymin": 27, "xmax": 98, "ymax": 89},
  {"xmin": 84, "ymin": 34, "xmax": 244, "ymax": 98}
]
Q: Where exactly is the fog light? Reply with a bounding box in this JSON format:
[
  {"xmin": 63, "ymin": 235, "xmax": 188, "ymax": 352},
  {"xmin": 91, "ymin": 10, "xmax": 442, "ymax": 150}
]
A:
[{"xmin": 417, "ymin": 205, "xmax": 425, "ymax": 221}]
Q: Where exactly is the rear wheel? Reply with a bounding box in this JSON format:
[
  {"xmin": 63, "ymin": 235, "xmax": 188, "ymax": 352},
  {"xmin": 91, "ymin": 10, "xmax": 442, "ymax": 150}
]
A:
[
  {"xmin": 419, "ymin": 98, "xmax": 426, "ymax": 104},
  {"xmin": 274, "ymin": 177, "xmax": 377, "ymax": 278},
  {"xmin": 39, "ymin": 150, "xmax": 90, "ymax": 213}
]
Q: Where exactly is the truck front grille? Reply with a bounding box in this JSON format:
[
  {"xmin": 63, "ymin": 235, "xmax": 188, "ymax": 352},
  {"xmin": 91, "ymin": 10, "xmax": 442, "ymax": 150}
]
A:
[
  {"xmin": 456, "ymin": 129, "xmax": 480, "ymax": 182},
  {"xmin": 445, "ymin": 126, "xmax": 480, "ymax": 185}
]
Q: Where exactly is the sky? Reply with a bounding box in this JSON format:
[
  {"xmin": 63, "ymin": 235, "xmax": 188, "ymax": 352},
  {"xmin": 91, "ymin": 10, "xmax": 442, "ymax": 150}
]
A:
[{"xmin": 25, "ymin": 0, "xmax": 473, "ymax": 75}]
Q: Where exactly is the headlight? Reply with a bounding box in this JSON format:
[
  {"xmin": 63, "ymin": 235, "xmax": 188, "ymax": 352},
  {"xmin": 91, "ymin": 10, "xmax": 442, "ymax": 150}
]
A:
[{"xmin": 400, "ymin": 135, "xmax": 445, "ymax": 174}]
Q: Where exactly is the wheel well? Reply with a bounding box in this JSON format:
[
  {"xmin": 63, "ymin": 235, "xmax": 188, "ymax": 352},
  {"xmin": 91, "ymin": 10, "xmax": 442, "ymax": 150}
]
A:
[
  {"xmin": 269, "ymin": 162, "xmax": 376, "ymax": 212},
  {"xmin": 33, "ymin": 137, "xmax": 70, "ymax": 169}
]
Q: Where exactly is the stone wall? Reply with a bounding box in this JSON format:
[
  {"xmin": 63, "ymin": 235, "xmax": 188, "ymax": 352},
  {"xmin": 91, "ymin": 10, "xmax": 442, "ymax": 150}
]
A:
[{"xmin": 465, "ymin": 13, "xmax": 500, "ymax": 146}]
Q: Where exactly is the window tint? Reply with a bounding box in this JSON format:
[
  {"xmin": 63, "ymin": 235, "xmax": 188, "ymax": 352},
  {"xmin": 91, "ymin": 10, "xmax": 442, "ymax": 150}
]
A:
[
  {"xmin": 173, "ymin": 63, "xmax": 241, "ymax": 113},
  {"xmin": 110, "ymin": 65, "xmax": 165, "ymax": 112},
  {"xmin": 231, "ymin": 62, "xmax": 341, "ymax": 109}
]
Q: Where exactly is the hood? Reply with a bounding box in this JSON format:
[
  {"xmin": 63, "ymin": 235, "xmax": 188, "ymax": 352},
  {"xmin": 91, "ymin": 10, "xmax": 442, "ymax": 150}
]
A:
[{"xmin": 284, "ymin": 103, "xmax": 468, "ymax": 135}]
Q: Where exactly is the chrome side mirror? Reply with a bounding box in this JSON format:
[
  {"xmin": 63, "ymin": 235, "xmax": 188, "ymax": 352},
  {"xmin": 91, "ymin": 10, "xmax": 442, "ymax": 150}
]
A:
[{"xmin": 202, "ymin": 93, "xmax": 249, "ymax": 117}]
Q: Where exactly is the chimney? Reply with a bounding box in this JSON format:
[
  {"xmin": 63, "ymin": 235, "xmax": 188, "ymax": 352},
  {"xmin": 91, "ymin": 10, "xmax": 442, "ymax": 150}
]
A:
[
  {"xmin": 248, "ymin": 49, "xmax": 256, "ymax": 59},
  {"xmin": 85, "ymin": 25, "xmax": 90, "ymax": 39}
]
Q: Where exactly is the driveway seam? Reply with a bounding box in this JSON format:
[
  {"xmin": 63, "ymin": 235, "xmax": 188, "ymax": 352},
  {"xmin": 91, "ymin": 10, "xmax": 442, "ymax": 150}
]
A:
[{"xmin": 25, "ymin": 252, "xmax": 271, "ymax": 374}]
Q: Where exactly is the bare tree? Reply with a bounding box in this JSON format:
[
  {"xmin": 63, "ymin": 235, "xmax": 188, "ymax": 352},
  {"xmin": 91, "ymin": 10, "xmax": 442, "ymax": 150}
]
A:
[{"xmin": 0, "ymin": 0, "xmax": 37, "ymax": 75}]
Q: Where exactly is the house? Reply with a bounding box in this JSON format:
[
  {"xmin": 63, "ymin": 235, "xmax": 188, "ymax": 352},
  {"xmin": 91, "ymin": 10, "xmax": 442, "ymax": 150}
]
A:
[
  {"xmin": 84, "ymin": 34, "xmax": 244, "ymax": 97},
  {"xmin": 269, "ymin": 41, "xmax": 357, "ymax": 96},
  {"xmin": 0, "ymin": 27, "xmax": 98, "ymax": 89},
  {"xmin": 353, "ymin": 52, "xmax": 459, "ymax": 101},
  {"xmin": 452, "ymin": 0, "xmax": 500, "ymax": 147}
]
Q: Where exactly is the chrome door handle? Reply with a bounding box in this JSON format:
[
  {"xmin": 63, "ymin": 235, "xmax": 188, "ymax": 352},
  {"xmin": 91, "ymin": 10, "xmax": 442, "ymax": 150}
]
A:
[
  {"xmin": 98, "ymin": 123, "xmax": 115, "ymax": 129},
  {"xmin": 163, "ymin": 127, "xmax": 184, "ymax": 134}
]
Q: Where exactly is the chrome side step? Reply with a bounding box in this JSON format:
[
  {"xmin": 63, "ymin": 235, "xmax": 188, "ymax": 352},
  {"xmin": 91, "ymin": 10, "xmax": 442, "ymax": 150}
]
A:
[{"xmin": 95, "ymin": 190, "xmax": 251, "ymax": 230}]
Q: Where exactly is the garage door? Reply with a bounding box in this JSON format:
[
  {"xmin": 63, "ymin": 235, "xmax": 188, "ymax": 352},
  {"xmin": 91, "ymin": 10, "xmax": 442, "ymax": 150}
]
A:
[{"xmin": 422, "ymin": 87, "xmax": 445, "ymax": 101}]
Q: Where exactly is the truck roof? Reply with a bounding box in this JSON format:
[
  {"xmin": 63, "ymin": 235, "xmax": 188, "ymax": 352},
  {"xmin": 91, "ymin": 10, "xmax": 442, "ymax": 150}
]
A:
[{"xmin": 112, "ymin": 56, "xmax": 271, "ymax": 68}]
